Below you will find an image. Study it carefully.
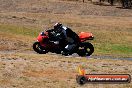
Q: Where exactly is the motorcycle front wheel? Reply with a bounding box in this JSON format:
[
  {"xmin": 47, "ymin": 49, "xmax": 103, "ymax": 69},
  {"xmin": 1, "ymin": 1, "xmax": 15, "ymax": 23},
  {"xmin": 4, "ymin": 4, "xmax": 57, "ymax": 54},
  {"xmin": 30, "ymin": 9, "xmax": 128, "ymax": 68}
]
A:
[{"xmin": 33, "ymin": 42, "xmax": 48, "ymax": 54}]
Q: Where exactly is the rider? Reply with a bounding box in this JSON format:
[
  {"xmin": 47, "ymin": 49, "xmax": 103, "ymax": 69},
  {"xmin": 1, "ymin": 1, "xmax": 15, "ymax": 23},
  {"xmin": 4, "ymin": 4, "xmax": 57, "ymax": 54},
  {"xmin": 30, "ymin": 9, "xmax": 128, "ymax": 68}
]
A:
[{"xmin": 47, "ymin": 23, "xmax": 80, "ymax": 55}]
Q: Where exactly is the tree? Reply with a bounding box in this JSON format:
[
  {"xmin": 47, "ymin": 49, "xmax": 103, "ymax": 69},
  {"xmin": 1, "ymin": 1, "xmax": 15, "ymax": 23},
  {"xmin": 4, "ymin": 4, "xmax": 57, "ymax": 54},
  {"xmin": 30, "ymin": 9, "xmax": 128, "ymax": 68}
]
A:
[{"xmin": 121, "ymin": 0, "xmax": 132, "ymax": 8}]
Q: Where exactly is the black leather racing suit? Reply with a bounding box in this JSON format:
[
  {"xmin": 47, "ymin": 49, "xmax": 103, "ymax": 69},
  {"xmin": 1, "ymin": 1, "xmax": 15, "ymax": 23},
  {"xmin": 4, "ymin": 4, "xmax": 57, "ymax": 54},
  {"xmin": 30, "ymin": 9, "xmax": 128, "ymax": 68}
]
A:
[{"xmin": 46, "ymin": 26, "xmax": 79, "ymax": 54}]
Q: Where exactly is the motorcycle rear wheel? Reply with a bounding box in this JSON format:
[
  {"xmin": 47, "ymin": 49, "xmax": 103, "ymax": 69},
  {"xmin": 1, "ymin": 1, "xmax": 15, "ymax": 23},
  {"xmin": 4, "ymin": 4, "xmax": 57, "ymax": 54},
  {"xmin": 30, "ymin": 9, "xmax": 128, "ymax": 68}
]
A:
[
  {"xmin": 33, "ymin": 42, "xmax": 48, "ymax": 54},
  {"xmin": 77, "ymin": 42, "xmax": 94, "ymax": 56}
]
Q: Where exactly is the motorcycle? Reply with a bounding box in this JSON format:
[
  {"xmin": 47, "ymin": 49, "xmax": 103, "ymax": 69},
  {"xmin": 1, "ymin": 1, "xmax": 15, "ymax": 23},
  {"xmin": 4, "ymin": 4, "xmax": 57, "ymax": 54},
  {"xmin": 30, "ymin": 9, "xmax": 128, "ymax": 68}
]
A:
[{"xmin": 33, "ymin": 31, "xmax": 94, "ymax": 56}]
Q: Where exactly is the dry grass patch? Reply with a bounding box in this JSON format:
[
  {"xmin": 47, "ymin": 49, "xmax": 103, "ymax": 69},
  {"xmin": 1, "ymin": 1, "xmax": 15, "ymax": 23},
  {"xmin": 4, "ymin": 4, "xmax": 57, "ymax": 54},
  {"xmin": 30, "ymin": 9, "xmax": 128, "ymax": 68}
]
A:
[
  {"xmin": 0, "ymin": 53, "xmax": 132, "ymax": 88},
  {"xmin": 0, "ymin": 31, "xmax": 33, "ymax": 51}
]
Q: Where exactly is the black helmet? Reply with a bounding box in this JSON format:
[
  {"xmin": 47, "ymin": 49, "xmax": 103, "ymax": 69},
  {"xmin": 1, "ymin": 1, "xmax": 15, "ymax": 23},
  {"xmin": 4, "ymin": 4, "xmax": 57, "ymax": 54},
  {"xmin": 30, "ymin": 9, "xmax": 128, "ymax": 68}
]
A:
[{"xmin": 54, "ymin": 23, "xmax": 62, "ymax": 29}]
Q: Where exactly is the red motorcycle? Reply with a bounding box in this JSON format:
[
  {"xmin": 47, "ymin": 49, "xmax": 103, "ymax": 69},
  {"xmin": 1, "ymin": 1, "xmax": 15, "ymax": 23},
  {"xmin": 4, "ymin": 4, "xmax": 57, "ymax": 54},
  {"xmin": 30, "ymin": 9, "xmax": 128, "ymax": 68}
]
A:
[{"xmin": 33, "ymin": 31, "xmax": 94, "ymax": 56}]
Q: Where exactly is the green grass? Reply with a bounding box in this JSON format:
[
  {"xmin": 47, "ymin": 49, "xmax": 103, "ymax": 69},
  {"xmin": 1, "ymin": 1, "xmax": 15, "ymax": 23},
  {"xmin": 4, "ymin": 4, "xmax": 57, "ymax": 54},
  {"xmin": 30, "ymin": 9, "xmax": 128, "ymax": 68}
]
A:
[
  {"xmin": 112, "ymin": 44, "xmax": 132, "ymax": 53},
  {"xmin": 95, "ymin": 43, "xmax": 132, "ymax": 57},
  {"xmin": 0, "ymin": 23, "xmax": 132, "ymax": 57},
  {"xmin": 86, "ymin": 27, "xmax": 132, "ymax": 57},
  {"xmin": 0, "ymin": 24, "xmax": 41, "ymax": 37}
]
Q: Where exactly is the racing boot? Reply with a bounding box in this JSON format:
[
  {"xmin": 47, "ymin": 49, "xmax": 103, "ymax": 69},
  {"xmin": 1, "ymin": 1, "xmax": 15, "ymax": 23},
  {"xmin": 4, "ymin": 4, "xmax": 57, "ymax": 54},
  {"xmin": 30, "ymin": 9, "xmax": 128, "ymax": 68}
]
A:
[{"xmin": 61, "ymin": 44, "xmax": 76, "ymax": 56}]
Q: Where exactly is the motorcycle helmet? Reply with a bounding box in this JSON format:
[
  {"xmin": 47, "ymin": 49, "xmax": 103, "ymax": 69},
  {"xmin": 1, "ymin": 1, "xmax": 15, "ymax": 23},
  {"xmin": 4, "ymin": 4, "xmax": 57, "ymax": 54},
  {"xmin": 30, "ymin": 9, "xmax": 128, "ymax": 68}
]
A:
[{"xmin": 54, "ymin": 23, "xmax": 62, "ymax": 32}]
